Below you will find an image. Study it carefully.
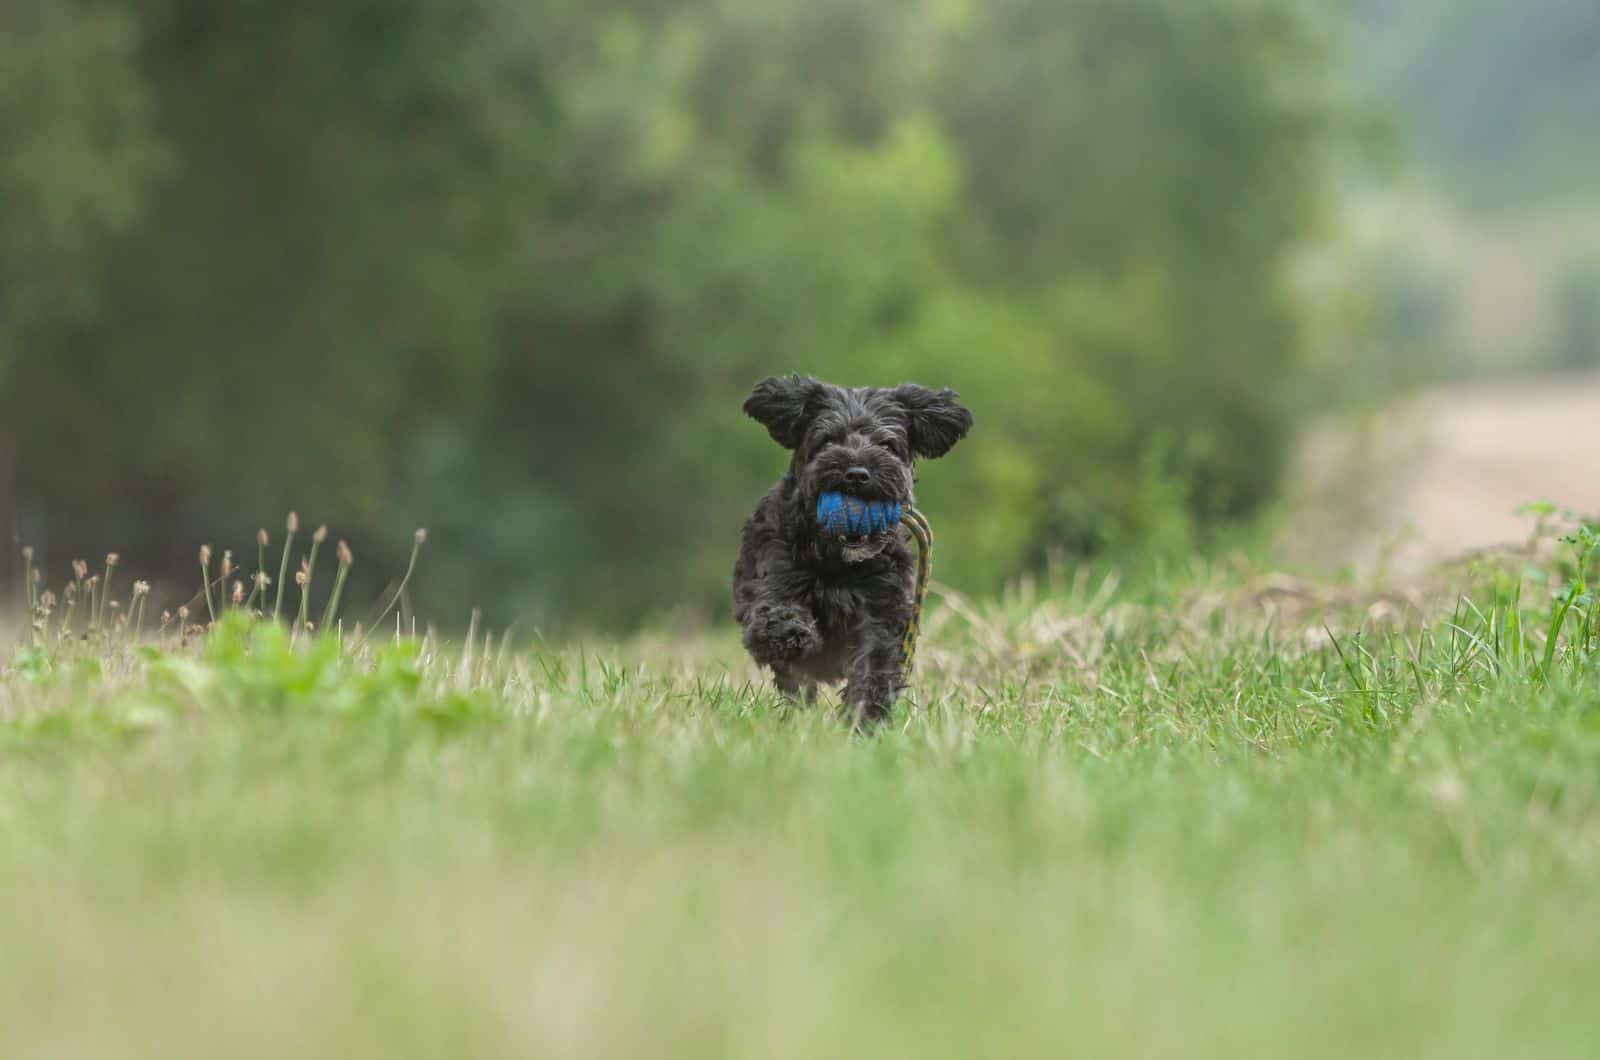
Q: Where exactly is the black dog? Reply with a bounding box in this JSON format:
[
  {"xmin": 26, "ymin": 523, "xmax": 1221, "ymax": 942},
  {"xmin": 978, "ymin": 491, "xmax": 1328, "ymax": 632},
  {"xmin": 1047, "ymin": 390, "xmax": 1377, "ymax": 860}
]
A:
[{"xmin": 733, "ymin": 375, "xmax": 973, "ymax": 725}]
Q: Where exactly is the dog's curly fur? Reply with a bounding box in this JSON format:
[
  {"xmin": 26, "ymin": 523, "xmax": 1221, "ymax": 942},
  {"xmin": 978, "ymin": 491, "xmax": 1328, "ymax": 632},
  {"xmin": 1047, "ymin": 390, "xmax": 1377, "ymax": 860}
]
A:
[{"xmin": 733, "ymin": 375, "xmax": 973, "ymax": 725}]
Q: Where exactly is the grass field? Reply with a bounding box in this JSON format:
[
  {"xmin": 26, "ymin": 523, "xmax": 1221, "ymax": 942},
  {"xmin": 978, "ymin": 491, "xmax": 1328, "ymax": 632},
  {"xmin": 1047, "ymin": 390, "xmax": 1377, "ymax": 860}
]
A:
[{"xmin": 3, "ymin": 523, "xmax": 1599, "ymax": 1058}]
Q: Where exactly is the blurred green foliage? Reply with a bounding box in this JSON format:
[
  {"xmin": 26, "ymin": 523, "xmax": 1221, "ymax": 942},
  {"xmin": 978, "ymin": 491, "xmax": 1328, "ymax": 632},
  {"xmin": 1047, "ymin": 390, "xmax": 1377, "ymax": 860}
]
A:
[
  {"xmin": 1, "ymin": 0, "xmax": 1353, "ymax": 626},
  {"xmin": 1352, "ymin": 0, "xmax": 1600, "ymax": 209}
]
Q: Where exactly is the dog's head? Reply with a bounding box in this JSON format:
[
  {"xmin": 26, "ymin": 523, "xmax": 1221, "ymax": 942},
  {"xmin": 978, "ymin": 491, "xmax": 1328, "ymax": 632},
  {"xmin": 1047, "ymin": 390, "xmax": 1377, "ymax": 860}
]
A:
[{"xmin": 744, "ymin": 375, "xmax": 973, "ymax": 561}]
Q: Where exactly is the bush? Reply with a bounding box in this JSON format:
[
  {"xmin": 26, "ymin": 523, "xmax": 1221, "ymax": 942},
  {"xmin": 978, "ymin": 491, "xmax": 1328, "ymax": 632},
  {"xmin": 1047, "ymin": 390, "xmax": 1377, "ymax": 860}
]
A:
[{"xmin": 2, "ymin": 0, "xmax": 1354, "ymax": 625}]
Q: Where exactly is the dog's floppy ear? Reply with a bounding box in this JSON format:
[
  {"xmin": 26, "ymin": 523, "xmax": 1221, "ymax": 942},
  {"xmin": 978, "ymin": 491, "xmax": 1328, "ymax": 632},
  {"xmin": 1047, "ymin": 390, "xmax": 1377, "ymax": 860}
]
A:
[
  {"xmin": 891, "ymin": 384, "xmax": 973, "ymax": 459},
  {"xmin": 743, "ymin": 374, "xmax": 825, "ymax": 449}
]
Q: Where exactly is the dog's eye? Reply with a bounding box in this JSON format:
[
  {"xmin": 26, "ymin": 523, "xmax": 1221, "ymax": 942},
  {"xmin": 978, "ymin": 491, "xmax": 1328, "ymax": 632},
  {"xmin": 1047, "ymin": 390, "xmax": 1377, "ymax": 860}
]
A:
[{"xmin": 803, "ymin": 430, "xmax": 838, "ymax": 456}]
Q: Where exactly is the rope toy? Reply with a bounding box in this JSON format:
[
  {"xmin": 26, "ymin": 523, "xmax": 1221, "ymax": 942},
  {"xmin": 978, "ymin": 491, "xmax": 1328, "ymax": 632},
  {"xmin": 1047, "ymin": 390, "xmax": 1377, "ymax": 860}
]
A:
[
  {"xmin": 815, "ymin": 492, "xmax": 934, "ymax": 680},
  {"xmin": 900, "ymin": 507, "xmax": 933, "ymax": 679}
]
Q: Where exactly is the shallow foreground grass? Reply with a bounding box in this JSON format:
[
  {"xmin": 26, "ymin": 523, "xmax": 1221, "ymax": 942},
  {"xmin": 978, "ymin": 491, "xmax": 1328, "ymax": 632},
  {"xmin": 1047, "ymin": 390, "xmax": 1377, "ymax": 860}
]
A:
[{"xmin": 3, "ymin": 538, "xmax": 1600, "ymax": 1058}]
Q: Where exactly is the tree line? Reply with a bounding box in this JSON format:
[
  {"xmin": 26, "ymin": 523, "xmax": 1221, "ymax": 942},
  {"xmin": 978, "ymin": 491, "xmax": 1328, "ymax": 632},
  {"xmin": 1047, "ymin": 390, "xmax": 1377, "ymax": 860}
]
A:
[{"xmin": 1, "ymin": 0, "xmax": 1352, "ymax": 625}]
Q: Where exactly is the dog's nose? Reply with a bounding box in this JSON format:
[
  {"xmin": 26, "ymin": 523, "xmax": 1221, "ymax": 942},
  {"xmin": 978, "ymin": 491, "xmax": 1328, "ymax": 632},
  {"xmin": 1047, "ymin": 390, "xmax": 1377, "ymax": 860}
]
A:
[{"xmin": 843, "ymin": 467, "xmax": 872, "ymax": 489}]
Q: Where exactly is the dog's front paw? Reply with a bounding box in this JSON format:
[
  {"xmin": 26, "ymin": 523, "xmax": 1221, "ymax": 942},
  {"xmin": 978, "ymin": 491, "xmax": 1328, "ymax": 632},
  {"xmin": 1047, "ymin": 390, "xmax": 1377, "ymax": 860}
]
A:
[{"xmin": 743, "ymin": 603, "xmax": 822, "ymax": 666}]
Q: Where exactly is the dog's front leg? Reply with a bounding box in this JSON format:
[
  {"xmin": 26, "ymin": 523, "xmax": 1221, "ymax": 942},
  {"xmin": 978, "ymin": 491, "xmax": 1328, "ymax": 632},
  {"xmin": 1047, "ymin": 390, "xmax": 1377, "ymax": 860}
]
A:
[
  {"xmin": 844, "ymin": 619, "xmax": 907, "ymax": 729},
  {"xmin": 740, "ymin": 597, "xmax": 822, "ymax": 672}
]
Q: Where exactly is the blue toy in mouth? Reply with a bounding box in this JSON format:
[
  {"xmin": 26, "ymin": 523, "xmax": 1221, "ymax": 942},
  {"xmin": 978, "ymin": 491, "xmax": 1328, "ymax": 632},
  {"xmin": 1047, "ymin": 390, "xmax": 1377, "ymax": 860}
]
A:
[{"xmin": 816, "ymin": 492, "xmax": 903, "ymax": 537}]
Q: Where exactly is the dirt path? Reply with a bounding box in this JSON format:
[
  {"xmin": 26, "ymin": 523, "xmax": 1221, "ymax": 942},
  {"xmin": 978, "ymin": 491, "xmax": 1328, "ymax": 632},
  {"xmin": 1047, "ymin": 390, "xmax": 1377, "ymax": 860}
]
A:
[{"xmin": 1286, "ymin": 372, "xmax": 1600, "ymax": 571}]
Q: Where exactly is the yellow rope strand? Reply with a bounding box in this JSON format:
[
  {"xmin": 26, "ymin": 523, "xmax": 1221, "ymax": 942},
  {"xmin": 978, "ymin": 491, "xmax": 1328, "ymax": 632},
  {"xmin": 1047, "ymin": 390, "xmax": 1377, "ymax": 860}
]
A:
[{"xmin": 902, "ymin": 507, "xmax": 933, "ymax": 680}]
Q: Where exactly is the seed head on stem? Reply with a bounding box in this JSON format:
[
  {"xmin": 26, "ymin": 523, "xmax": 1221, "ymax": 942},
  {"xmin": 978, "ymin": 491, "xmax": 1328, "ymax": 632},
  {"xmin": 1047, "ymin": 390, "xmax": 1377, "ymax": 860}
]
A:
[
  {"xmin": 274, "ymin": 514, "xmax": 298, "ymax": 621},
  {"xmin": 247, "ymin": 530, "xmax": 270, "ymax": 611},
  {"xmin": 361, "ymin": 529, "xmax": 428, "ymax": 647},
  {"xmin": 124, "ymin": 580, "xmax": 151, "ymax": 639},
  {"xmin": 199, "ymin": 545, "xmax": 216, "ymax": 623},
  {"xmin": 297, "ymin": 532, "xmax": 325, "ymax": 632},
  {"xmin": 95, "ymin": 553, "xmax": 121, "ymax": 630},
  {"xmin": 322, "ymin": 540, "xmax": 355, "ymax": 632}
]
